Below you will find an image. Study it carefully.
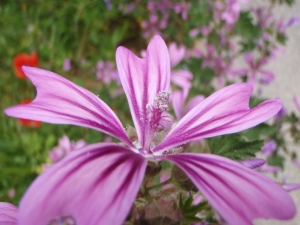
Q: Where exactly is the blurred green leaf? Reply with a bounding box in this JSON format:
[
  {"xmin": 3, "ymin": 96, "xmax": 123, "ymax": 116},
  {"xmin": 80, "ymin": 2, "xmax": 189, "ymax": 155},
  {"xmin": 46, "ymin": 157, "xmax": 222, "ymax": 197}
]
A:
[{"xmin": 207, "ymin": 134, "xmax": 264, "ymax": 160}]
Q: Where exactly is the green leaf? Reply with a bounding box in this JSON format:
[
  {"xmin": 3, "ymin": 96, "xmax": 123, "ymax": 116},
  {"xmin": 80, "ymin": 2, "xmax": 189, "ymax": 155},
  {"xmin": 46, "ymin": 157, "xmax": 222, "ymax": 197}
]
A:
[
  {"xmin": 207, "ymin": 134, "xmax": 264, "ymax": 160},
  {"xmin": 236, "ymin": 12, "xmax": 262, "ymax": 40},
  {"xmin": 267, "ymin": 154, "xmax": 285, "ymax": 169},
  {"xmin": 179, "ymin": 194, "xmax": 208, "ymax": 225},
  {"xmin": 242, "ymin": 123, "xmax": 279, "ymax": 141}
]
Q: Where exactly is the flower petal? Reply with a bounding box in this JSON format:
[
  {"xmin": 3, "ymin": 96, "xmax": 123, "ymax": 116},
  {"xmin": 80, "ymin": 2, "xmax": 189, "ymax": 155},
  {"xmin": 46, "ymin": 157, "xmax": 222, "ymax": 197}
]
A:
[
  {"xmin": 171, "ymin": 70, "xmax": 192, "ymax": 98},
  {"xmin": 154, "ymin": 83, "xmax": 282, "ymax": 153},
  {"xmin": 172, "ymin": 90, "xmax": 185, "ymax": 120},
  {"xmin": 282, "ymin": 183, "xmax": 300, "ymax": 192},
  {"xmin": 240, "ymin": 158, "xmax": 266, "ymax": 169},
  {"xmin": 185, "ymin": 95, "xmax": 205, "ymax": 114},
  {"xmin": 169, "ymin": 42, "xmax": 185, "ymax": 67},
  {"xmin": 4, "ymin": 66, "xmax": 132, "ymax": 147},
  {"xmin": 162, "ymin": 153, "xmax": 296, "ymax": 225},
  {"xmin": 0, "ymin": 202, "xmax": 18, "ymax": 225},
  {"xmin": 18, "ymin": 143, "xmax": 147, "ymax": 225},
  {"xmin": 116, "ymin": 35, "xmax": 170, "ymax": 149}
]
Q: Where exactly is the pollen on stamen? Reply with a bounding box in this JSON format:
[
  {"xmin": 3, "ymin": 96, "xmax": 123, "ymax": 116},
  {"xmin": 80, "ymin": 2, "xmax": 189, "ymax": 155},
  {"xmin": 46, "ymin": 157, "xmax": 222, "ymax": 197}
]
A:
[{"xmin": 146, "ymin": 91, "xmax": 172, "ymax": 130}]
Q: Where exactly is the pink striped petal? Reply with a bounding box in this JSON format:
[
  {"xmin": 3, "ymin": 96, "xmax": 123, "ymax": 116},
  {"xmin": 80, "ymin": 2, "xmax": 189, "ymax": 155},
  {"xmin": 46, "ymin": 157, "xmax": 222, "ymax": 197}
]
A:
[
  {"xmin": 4, "ymin": 66, "xmax": 132, "ymax": 147},
  {"xmin": 18, "ymin": 143, "xmax": 147, "ymax": 225},
  {"xmin": 185, "ymin": 95, "xmax": 205, "ymax": 114},
  {"xmin": 162, "ymin": 153, "xmax": 296, "ymax": 225},
  {"xmin": 154, "ymin": 83, "xmax": 282, "ymax": 153},
  {"xmin": 172, "ymin": 90, "xmax": 185, "ymax": 120},
  {"xmin": 0, "ymin": 202, "xmax": 18, "ymax": 225},
  {"xmin": 116, "ymin": 35, "xmax": 170, "ymax": 150}
]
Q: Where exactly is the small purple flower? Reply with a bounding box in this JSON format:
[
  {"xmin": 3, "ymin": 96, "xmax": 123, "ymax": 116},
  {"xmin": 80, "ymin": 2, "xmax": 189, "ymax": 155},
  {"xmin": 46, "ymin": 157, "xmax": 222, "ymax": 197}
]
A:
[
  {"xmin": 5, "ymin": 36, "xmax": 295, "ymax": 224},
  {"xmin": 276, "ymin": 15, "xmax": 299, "ymax": 33},
  {"xmin": 168, "ymin": 42, "xmax": 193, "ymax": 98},
  {"xmin": 172, "ymin": 90, "xmax": 205, "ymax": 120},
  {"xmin": 189, "ymin": 28, "xmax": 200, "ymax": 37},
  {"xmin": 49, "ymin": 135, "xmax": 86, "ymax": 163},
  {"xmin": 96, "ymin": 60, "xmax": 119, "ymax": 84},
  {"xmin": 241, "ymin": 52, "xmax": 275, "ymax": 86},
  {"xmin": 147, "ymin": 0, "xmax": 172, "ymax": 13},
  {"xmin": 293, "ymin": 96, "xmax": 300, "ymax": 112},
  {"xmin": 261, "ymin": 140, "xmax": 277, "ymax": 157},
  {"xmin": 221, "ymin": 0, "xmax": 242, "ymax": 25},
  {"xmin": 252, "ymin": 7, "xmax": 273, "ymax": 29},
  {"xmin": 173, "ymin": 2, "xmax": 190, "ymax": 20},
  {"xmin": 63, "ymin": 58, "xmax": 71, "ymax": 71},
  {"xmin": 7, "ymin": 189, "xmax": 15, "ymax": 199},
  {"xmin": 103, "ymin": 0, "xmax": 112, "ymax": 10},
  {"xmin": 240, "ymin": 158, "xmax": 266, "ymax": 169},
  {"xmin": 141, "ymin": 13, "xmax": 167, "ymax": 38}
]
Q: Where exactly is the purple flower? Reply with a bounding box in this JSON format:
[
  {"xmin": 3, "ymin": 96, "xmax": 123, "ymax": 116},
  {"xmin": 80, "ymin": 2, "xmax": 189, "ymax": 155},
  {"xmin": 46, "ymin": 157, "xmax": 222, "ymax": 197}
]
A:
[
  {"xmin": 147, "ymin": 0, "xmax": 172, "ymax": 13},
  {"xmin": 293, "ymin": 96, "xmax": 300, "ymax": 112},
  {"xmin": 173, "ymin": 2, "xmax": 190, "ymax": 20},
  {"xmin": 221, "ymin": 0, "xmax": 242, "ymax": 25},
  {"xmin": 103, "ymin": 0, "xmax": 112, "ymax": 10},
  {"xmin": 63, "ymin": 58, "xmax": 71, "ymax": 71},
  {"xmin": 252, "ymin": 7, "xmax": 273, "ymax": 29},
  {"xmin": 240, "ymin": 158, "xmax": 266, "ymax": 169},
  {"xmin": 96, "ymin": 60, "xmax": 119, "ymax": 84},
  {"xmin": 0, "ymin": 202, "xmax": 18, "ymax": 224},
  {"xmin": 5, "ymin": 36, "xmax": 295, "ymax": 224},
  {"xmin": 261, "ymin": 140, "xmax": 277, "ymax": 157},
  {"xmin": 276, "ymin": 15, "xmax": 299, "ymax": 33},
  {"xmin": 172, "ymin": 90, "xmax": 205, "ymax": 120},
  {"xmin": 168, "ymin": 42, "xmax": 193, "ymax": 97},
  {"xmin": 7, "ymin": 189, "xmax": 15, "ymax": 199},
  {"xmin": 141, "ymin": 13, "xmax": 167, "ymax": 38},
  {"xmin": 241, "ymin": 52, "xmax": 275, "ymax": 86},
  {"xmin": 48, "ymin": 135, "xmax": 87, "ymax": 164}
]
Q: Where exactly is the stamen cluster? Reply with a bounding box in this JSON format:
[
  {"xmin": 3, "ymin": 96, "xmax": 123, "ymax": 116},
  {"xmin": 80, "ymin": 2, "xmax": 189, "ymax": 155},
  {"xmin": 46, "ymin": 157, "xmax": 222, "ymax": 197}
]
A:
[{"xmin": 146, "ymin": 91, "xmax": 172, "ymax": 129}]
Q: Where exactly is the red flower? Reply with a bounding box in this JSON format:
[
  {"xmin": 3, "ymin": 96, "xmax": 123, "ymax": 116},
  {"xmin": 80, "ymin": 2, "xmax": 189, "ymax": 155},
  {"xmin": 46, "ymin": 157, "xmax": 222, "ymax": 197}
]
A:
[
  {"xmin": 13, "ymin": 53, "xmax": 39, "ymax": 79},
  {"xmin": 18, "ymin": 99, "xmax": 42, "ymax": 127}
]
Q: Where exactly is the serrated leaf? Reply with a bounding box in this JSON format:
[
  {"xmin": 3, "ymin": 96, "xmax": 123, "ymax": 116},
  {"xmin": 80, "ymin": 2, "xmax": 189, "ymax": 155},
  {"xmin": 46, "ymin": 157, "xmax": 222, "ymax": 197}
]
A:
[
  {"xmin": 179, "ymin": 194, "xmax": 207, "ymax": 225},
  {"xmin": 207, "ymin": 134, "xmax": 264, "ymax": 160},
  {"xmin": 267, "ymin": 154, "xmax": 285, "ymax": 169},
  {"xmin": 236, "ymin": 11, "xmax": 262, "ymax": 40}
]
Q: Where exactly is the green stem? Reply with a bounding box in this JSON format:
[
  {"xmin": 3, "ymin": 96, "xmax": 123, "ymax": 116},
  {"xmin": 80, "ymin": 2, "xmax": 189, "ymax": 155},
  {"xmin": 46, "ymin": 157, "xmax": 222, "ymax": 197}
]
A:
[{"xmin": 146, "ymin": 178, "xmax": 172, "ymax": 191}]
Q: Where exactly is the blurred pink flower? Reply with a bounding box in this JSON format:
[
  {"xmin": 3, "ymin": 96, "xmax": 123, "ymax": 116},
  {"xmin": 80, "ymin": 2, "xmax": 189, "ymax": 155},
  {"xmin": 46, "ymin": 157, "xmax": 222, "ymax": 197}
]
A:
[
  {"xmin": 96, "ymin": 60, "xmax": 119, "ymax": 84},
  {"xmin": 63, "ymin": 58, "xmax": 71, "ymax": 71},
  {"xmin": 169, "ymin": 42, "xmax": 193, "ymax": 97},
  {"xmin": 261, "ymin": 140, "xmax": 277, "ymax": 157},
  {"xmin": 49, "ymin": 135, "xmax": 86, "ymax": 164},
  {"xmin": 7, "ymin": 189, "xmax": 15, "ymax": 199},
  {"xmin": 240, "ymin": 52, "xmax": 275, "ymax": 86},
  {"xmin": 141, "ymin": 13, "xmax": 167, "ymax": 38},
  {"xmin": 173, "ymin": 2, "xmax": 190, "ymax": 20}
]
